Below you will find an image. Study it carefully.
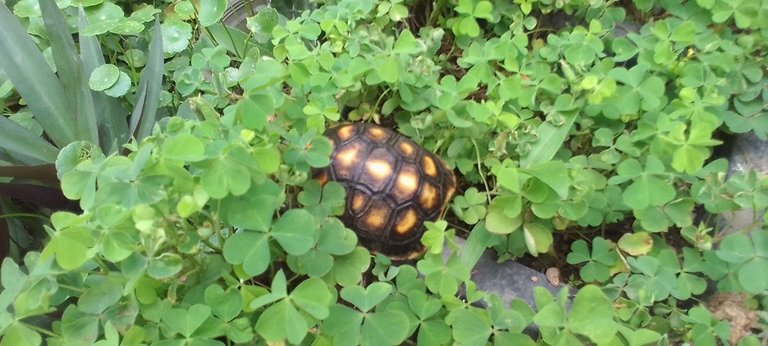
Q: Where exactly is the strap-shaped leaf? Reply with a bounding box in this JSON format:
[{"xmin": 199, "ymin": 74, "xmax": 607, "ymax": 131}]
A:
[
  {"xmin": 459, "ymin": 222, "xmax": 497, "ymax": 270},
  {"xmin": 0, "ymin": 116, "xmax": 59, "ymax": 164},
  {"xmin": 520, "ymin": 112, "xmax": 577, "ymax": 168},
  {"xmin": 39, "ymin": 0, "xmax": 98, "ymax": 145},
  {"xmin": 78, "ymin": 9, "xmax": 129, "ymax": 154},
  {"xmin": 0, "ymin": 2, "xmax": 77, "ymax": 147},
  {"xmin": 129, "ymin": 18, "xmax": 164, "ymax": 141}
]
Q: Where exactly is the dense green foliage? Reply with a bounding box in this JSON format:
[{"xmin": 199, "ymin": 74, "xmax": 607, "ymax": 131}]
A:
[{"xmin": 1, "ymin": 0, "xmax": 767, "ymax": 344}]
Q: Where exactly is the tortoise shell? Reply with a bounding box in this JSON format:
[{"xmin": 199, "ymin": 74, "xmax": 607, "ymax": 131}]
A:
[{"xmin": 314, "ymin": 123, "xmax": 456, "ymax": 259}]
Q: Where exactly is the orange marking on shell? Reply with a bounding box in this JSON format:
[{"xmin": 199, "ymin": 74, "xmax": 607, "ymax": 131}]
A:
[
  {"xmin": 399, "ymin": 141, "xmax": 414, "ymax": 156},
  {"xmin": 419, "ymin": 183, "xmax": 438, "ymax": 210},
  {"xmin": 421, "ymin": 155, "xmax": 437, "ymax": 177},
  {"xmin": 336, "ymin": 145, "xmax": 360, "ymax": 166},
  {"xmin": 351, "ymin": 192, "xmax": 366, "ymax": 213},
  {"xmin": 367, "ymin": 127, "xmax": 387, "ymax": 141},
  {"xmin": 365, "ymin": 160, "xmax": 393, "ymax": 179},
  {"xmin": 337, "ymin": 124, "xmax": 355, "ymax": 140},
  {"xmin": 395, "ymin": 209, "xmax": 418, "ymax": 234},
  {"xmin": 392, "ymin": 167, "xmax": 420, "ymax": 203},
  {"xmin": 364, "ymin": 207, "xmax": 388, "ymax": 229},
  {"xmin": 444, "ymin": 185, "xmax": 456, "ymax": 205},
  {"xmin": 398, "ymin": 172, "xmax": 418, "ymax": 193}
]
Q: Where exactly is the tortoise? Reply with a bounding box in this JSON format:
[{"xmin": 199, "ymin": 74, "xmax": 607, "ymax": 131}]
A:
[{"xmin": 314, "ymin": 123, "xmax": 457, "ymax": 259}]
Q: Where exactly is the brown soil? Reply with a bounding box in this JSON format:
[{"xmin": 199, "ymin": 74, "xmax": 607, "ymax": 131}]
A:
[{"xmin": 705, "ymin": 292, "xmax": 758, "ymax": 345}]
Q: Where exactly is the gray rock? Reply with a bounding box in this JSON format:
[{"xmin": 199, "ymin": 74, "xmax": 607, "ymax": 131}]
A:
[
  {"xmin": 728, "ymin": 132, "xmax": 768, "ymax": 175},
  {"xmin": 440, "ymin": 237, "xmax": 572, "ymax": 337},
  {"xmin": 720, "ymin": 132, "xmax": 768, "ymax": 235},
  {"xmin": 470, "ymin": 245, "xmax": 568, "ymax": 309},
  {"xmin": 445, "ymin": 237, "xmax": 571, "ymax": 309}
]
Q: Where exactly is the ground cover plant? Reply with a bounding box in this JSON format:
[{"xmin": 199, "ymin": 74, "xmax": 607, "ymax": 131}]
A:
[{"xmin": 0, "ymin": 0, "xmax": 767, "ymax": 344}]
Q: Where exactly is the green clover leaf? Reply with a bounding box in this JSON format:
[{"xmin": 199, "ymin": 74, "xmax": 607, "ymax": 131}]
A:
[
  {"xmin": 617, "ymin": 232, "xmax": 653, "ymax": 256},
  {"xmin": 272, "ymin": 209, "xmax": 316, "ymax": 256},
  {"xmin": 567, "ymin": 285, "xmax": 618, "ymax": 344},
  {"xmin": 223, "ymin": 231, "xmax": 270, "ymax": 276},
  {"xmin": 613, "ymin": 156, "xmax": 676, "ymax": 210},
  {"xmin": 204, "ymin": 284, "xmax": 242, "ymax": 322},
  {"xmin": 162, "ymin": 304, "xmax": 211, "ymax": 338},
  {"xmin": 341, "ymin": 282, "xmax": 393, "ymax": 313},
  {"xmin": 566, "ymin": 238, "xmax": 619, "ymax": 283},
  {"xmin": 198, "ymin": 0, "xmax": 226, "ymax": 27}
]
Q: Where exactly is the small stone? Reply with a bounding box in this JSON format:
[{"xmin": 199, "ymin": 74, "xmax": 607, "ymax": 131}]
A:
[{"xmin": 545, "ymin": 268, "xmax": 561, "ymax": 287}]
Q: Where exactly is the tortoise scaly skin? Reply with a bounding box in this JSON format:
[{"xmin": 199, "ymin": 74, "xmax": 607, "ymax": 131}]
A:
[{"xmin": 315, "ymin": 123, "xmax": 456, "ymax": 259}]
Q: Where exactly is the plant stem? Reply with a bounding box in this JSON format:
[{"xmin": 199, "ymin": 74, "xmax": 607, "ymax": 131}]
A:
[
  {"xmin": 214, "ymin": 227, "xmax": 227, "ymax": 249},
  {"xmin": 373, "ymin": 87, "xmax": 392, "ymax": 114},
  {"xmin": 471, "ymin": 139, "xmax": 492, "ymax": 205},
  {"xmin": 58, "ymin": 283, "xmax": 85, "ymax": 293},
  {"xmin": 202, "ymin": 238, "xmax": 222, "ymax": 253},
  {"xmin": 192, "ymin": 0, "xmax": 218, "ymax": 47},
  {"xmin": 93, "ymin": 256, "xmax": 111, "ymax": 274},
  {"xmin": 427, "ymin": 0, "xmax": 446, "ymax": 27},
  {"xmin": 222, "ymin": 25, "xmax": 242, "ymax": 59},
  {"xmin": 20, "ymin": 322, "xmax": 59, "ymax": 338}
]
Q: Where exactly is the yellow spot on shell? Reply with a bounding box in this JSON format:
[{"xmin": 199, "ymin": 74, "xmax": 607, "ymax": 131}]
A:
[
  {"xmin": 398, "ymin": 173, "xmax": 418, "ymax": 193},
  {"xmin": 352, "ymin": 192, "xmax": 366, "ymax": 213},
  {"xmin": 444, "ymin": 185, "xmax": 456, "ymax": 205},
  {"xmin": 421, "ymin": 155, "xmax": 437, "ymax": 177},
  {"xmin": 393, "ymin": 168, "xmax": 419, "ymax": 203},
  {"xmin": 337, "ymin": 125, "xmax": 355, "ymax": 140},
  {"xmin": 336, "ymin": 145, "xmax": 359, "ymax": 166},
  {"xmin": 396, "ymin": 209, "xmax": 418, "ymax": 235},
  {"xmin": 365, "ymin": 207, "xmax": 387, "ymax": 229},
  {"xmin": 443, "ymin": 165, "xmax": 457, "ymax": 204},
  {"xmin": 419, "ymin": 183, "xmax": 438, "ymax": 210},
  {"xmin": 367, "ymin": 127, "xmax": 387, "ymax": 141},
  {"xmin": 366, "ymin": 160, "xmax": 393, "ymax": 179},
  {"xmin": 399, "ymin": 142, "xmax": 414, "ymax": 156}
]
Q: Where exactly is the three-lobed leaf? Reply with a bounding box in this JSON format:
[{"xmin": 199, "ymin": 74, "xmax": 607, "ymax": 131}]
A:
[
  {"xmin": 254, "ymin": 276, "xmax": 332, "ymax": 344},
  {"xmin": 340, "ymin": 282, "xmax": 393, "ymax": 313},
  {"xmin": 255, "ymin": 300, "xmax": 308, "ymax": 344},
  {"xmin": 567, "ymin": 285, "xmax": 617, "ymax": 343},
  {"xmin": 291, "ymin": 277, "xmax": 333, "ymax": 319},
  {"xmin": 361, "ymin": 310, "xmax": 410, "ymax": 346},
  {"xmin": 162, "ymin": 304, "xmax": 211, "ymax": 338},
  {"xmin": 450, "ymin": 308, "xmax": 492, "ymax": 345},
  {"xmin": 43, "ymin": 226, "xmax": 94, "ymax": 270},
  {"xmin": 204, "ymin": 284, "xmax": 242, "ymax": 322},
  {"xmin": 1, "ymin": 322, "xmax": 42, "ymax": 346},
  {"xmin": 272, "ymin": 209, "xmax": 316, "ymax": 255},
  {"xmin": 223, "ymin": 231, "xmax": 270, "ymax": 276}
]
